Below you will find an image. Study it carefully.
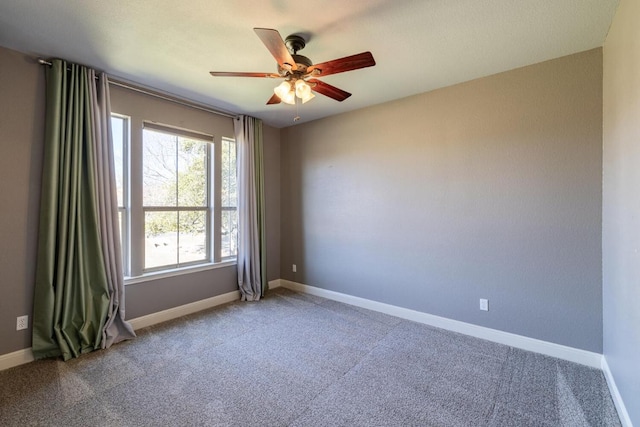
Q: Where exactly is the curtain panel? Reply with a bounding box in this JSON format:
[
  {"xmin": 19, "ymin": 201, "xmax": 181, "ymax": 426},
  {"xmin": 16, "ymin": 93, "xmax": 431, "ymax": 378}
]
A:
[
  {"xmin": 91, "ymin": 67, "xmax": 136, "ymax": 349},
  {"xmin": 32, "ymin": 59, "xmax": 134, "ymax": 361},
  {"xmin": 234, "ymin": 115, "xmax": 267, "ymax": 301}
]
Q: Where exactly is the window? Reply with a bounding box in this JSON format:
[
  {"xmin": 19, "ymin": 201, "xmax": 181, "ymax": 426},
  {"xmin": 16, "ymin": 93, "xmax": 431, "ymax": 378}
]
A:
[
  {"xmin": 143, "ymin": 126, "xmax": 210, "ymax": 270},
  {"xmin": 111, "ymin": 114, "xmax": 129, "ymax": 272},
  {"xmin": 221, "ymin": 138, "xmax": 238, "ymax": 258},
  {"xmin": 111, "ymin": 116, "xmax": 237, "ymax": 278}
]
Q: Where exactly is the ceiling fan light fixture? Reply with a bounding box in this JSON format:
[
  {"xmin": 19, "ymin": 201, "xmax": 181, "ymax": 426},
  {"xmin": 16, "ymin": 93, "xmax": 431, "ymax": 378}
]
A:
[
  {"xmin": 294, "ymin": 79, "xmax": 311, "ymax": 98},
  {"xmin": 274, "ymin": 81, "xmax": 296, "ymax": 104},
  {"xmin": 281, "ymin": 90, "xmax": 296, "ymax": 105},
  {"xmin": 300, "ymin": 91, "xmax": 315, "ymax": 104},
  {"xmin": 294, "ymin": 79, "xmax": 315, "ymax": 103},
  {"xmin": 274, "ymin": 80, "xmax": 291, "ymax": 98}
]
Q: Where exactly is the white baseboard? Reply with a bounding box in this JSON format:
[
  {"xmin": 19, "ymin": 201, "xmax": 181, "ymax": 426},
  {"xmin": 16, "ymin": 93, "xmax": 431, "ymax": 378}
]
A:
[
  {"xmin": 602, "ymin": 356, "xmax": 633, "ymax": 427},
  {"xmin": 128, "ymin": 290, "xmax": 240, "ymax": 330},
  {"xmin": 279, "ymin": 280, "xmax": 603, "ymax": 369},
  {"xmin": 268, "ymin": 279, "xmax": 282, "ymax": 289},
  {"xmin": 0, "ymin": 347, "xmax": 34, "ymax": 372}
]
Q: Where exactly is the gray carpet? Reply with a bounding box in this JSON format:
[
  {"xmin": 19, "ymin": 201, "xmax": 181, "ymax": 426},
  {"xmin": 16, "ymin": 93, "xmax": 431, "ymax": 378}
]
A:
[{"xmin": 0, "ymin": 287, "xmax": 621, "ymax": 426}]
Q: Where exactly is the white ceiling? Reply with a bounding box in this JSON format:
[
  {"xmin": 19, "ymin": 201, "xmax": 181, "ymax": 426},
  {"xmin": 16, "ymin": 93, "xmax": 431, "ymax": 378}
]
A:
[{"xmin": 0, "ymin": 0, "xmax": 619, "ymax": 128}]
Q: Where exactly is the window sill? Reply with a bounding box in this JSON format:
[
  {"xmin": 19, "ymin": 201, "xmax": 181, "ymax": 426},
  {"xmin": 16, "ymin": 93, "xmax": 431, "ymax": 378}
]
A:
[{"xmin": 124, "ymin": 260, "xmax": 236, "ymax": 285}]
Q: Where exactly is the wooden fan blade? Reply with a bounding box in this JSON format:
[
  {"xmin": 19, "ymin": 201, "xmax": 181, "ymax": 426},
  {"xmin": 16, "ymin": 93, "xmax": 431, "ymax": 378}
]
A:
[
  {"xmin": 308, "ymin": 79, "xmax": 352, "ymax": 102},
  {"xmin": 210, "ymin": 71, "xmax": 280, "ymax": 78},
  {"xmin": 308, "ymin": 52, "xmax": 375, "ymax": 77},
  {"xmin": 267, "ymin": 93, "xmax": 281, "ymax": 105},
  {"xmin": 253, "ymin": 28, "xmax": 297, "ymax": 71}
]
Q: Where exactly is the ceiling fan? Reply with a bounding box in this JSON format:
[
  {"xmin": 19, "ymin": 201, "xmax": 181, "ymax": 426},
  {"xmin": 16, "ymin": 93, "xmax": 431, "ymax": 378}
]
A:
[{"xmin": 210, "ymin": 28, "xmax": 376, "ymax": 105}]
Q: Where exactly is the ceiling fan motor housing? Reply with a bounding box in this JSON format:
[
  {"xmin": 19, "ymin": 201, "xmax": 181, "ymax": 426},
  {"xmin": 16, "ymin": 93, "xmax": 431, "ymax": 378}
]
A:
[
  {"xmin": 278, "ymin": 54, "xmax": 313, "ymax": 76},
  {"xmin": 276, "ymin": 34, "xmax": 312, "ymax": 76}
]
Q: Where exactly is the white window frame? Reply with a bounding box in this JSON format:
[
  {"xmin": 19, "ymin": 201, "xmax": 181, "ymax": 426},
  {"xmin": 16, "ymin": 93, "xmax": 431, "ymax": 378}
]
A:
[
  {"xmin": 111, "ymin": 115, "xmax": 237, "ymax": 282},
  {"xmin": 111, "ymin": 114, "xmax": 130, "ymax": 275},
  {"xmin": 220, "ymin": 137, "xmax": 238, "ymax": 260},
  {"xmin": 142, "ymin": 123, "xmax": 212, "ymax": 273}
]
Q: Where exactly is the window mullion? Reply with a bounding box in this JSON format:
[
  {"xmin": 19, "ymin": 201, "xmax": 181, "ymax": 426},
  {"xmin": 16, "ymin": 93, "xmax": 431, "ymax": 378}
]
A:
[
  {"xmin": 175, "ymin": 137, "xmax": 180, "ymax": 266},
  {"xmin": 213, "ymin": 139, "xmax": 222, "ymax": 263},
  {"xmin": 129, "ymin": 117, "xmax": 145, "ymax": 277},
  {"xmin": 123, "ymin": 116, "xmax": 130, "ymax": 276},
  {"xmin": 207, "ymin": 142, "xmax": 213, "ymax": 263}
]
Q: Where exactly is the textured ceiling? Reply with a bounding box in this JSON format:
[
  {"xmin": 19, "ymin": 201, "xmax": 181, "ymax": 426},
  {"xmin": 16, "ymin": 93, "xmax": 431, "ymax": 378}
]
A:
[{"xmin": 0, "ymin": 0, "xmax": 619, "ymax": 128}]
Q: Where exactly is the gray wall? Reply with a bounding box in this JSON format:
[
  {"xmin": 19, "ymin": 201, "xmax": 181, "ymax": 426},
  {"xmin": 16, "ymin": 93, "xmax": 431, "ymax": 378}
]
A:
[
  {"xmin": 263, "ymin": 125, "xmax": 281, "ymax": 283},
  {"xmin": 603, "ymin": 0, "xmax": 640, "ymax": 423},
  {"xmin": 281, "ymin": 49, "xmax": 603, "ymax": 352},
  {"xmin": 0, "ymin": 45, "xmax": 281, "ymax": 354},
  {"xmin": 0, "ymin": 48, "xmax": 44, "ymax": 355}
]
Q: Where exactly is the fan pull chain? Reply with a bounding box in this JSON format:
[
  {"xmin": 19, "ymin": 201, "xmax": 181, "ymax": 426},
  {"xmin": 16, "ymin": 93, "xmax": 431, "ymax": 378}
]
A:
[{"xmin": 294, "ymin": 96, "xmax": 301, "ymax": 122}]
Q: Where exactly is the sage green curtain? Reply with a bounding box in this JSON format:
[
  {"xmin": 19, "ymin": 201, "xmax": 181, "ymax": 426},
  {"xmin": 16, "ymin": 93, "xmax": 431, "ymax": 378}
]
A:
[
  {"xmin": 235, "ymin": 115, "xmax": 267, "ymax": 300},
  {"xmin": 32, "ymin": 59, "xmax": 134, "ymax": 361}
]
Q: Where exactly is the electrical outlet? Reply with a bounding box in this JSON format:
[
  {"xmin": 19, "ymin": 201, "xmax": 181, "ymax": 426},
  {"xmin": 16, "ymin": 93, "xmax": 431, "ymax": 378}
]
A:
[
  {"xmin": 479, "ymin": 299, "xmax": 489, "ymax": 311},
  {"xmin": 16, "ymin": 315, "xmax": 29, "ymax": 331},
  {"xmin": 292, "ymin": 264, "xmax": 297, "ymax": 273}
]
